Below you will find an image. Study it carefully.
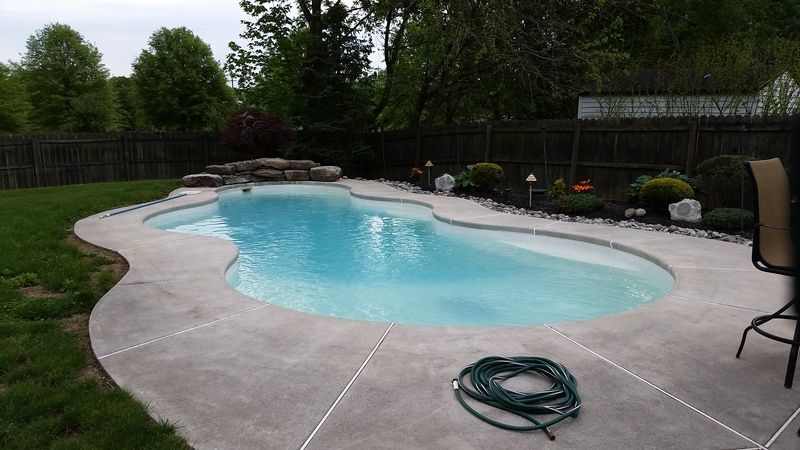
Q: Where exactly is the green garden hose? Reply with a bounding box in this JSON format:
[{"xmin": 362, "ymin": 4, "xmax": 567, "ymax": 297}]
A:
[{"xmin": 452, "ymin": 356, "xmax": 582, "ymax": 440}]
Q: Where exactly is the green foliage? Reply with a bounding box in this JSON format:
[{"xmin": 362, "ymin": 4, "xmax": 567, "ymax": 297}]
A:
[
  {"xmin": 134, "ymin": 27, "xmax": 235, "ymax": 131},
  {"xmin": 559, "ymin": 194, "xmax": 604, "ymax": 214},
  {"xmin": 454, "ymin": 168, "xmax": 476, "ymax": 190},
  {"xmin": 547, "ymin": 178, "xmax": 567, "ymax": 200},
  {"xmin": 470, "ymin": 163, "xmax": 504, "ymax": 191},
  {"xmin": 0, "ymin": 180, "xmax": 187, "ymax": 448},
  {"xmin": 228, "ymin": 1, "xmax": 371, "ymax": 166},
  {"xmin": 109, "ymin": 76, "xmax": 144, "ymax": 131},
  {"xmin": 626, "ymin": 169, "xmax": 698, "ymax": 202},
  {"xmin": 696, "ymin": 154, "xmax": 755, "ymax": 208},
  {"xmin": 20, "ymin": 23, "xmax": 116, "ymax": 132},
  {"xmin": 702, "ymin": 207, "xmax": 754, "ymax": 230},
  {"xmin": 0, "ymin": 63, "xmax": 31, "ymax": 133},
  {"xmin": 639, "ymin": 178, "xmax": 695, "ymax": 208}
]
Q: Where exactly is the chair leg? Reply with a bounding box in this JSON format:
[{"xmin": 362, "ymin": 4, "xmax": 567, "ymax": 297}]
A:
[
  {"xmin": 736, "ymin": 325, "xmax": 754, "ymax": 358},
  {"xmin": 784, "ymin": 318, "xmax": 800, "ymax": 388}
]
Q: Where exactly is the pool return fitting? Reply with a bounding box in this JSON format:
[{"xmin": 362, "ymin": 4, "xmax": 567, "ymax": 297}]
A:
[
  {"xmin": 99, "ymin": 190, "xmax": 201, "ymax": 218},
  {"xmin": 453, "ymin": 356, "xmax": 582, "ymax": 440}
]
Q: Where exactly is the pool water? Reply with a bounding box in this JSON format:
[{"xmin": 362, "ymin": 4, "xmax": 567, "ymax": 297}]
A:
[{"xmin": 147, "ymin": 185, "xmax": 673, "ymax": 326}]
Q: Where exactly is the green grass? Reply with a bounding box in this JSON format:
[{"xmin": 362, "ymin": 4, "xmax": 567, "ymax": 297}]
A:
[{"xmin": 0, "ymin": 180, "xmax": 188, "ymax": 449}]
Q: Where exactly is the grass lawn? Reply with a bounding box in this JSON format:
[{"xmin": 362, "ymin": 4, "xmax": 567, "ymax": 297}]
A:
[{"xmin": 0, "ymin": 180, "xmax": 189, "ymax": 449}]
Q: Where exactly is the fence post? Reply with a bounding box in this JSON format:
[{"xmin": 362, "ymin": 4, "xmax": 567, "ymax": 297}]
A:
[
  {"xmin": 414, "ymin": 127, "xmax": 422, "ymax": 167},
  {"xmin": 121, "ymin": 133, "xmax": 133, "ymax": 180},
  {"xmin": 203, "ymin": 132, "xmax": 210, "ymax": 167},
  {"xmin": 31, "ymin": 137, "xmax": 44, "ymax": 187},
  {"xmin": 483, "ymin": 124, "xmax": 492, "ymax": 162},
  {"xmin": 569, "ymin": 120, "xmax": 582, "ymax": 185},
  {"xmin": 684, "ymin": 120, "xmax": 699, "ymax": 177}
]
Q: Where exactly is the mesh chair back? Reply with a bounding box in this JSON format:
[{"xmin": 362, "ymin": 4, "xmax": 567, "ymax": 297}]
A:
[{"xmin": 747, "ymin": 158, "xmax": 793, "ymax": 272}]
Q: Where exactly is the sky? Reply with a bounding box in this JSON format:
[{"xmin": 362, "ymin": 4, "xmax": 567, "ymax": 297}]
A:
[{"xmin": 0, "ymin": 0, "xmax": 249, "ymax": 76}]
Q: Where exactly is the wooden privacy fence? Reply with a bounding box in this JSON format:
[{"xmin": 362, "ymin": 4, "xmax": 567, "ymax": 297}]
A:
[
  {"xmin": 0, "ymin": 132, "xmax": 236, "ymax": 190},
  {"xmin": 363, "ymin": 117, "xmax": 792, "ymax": 201}
]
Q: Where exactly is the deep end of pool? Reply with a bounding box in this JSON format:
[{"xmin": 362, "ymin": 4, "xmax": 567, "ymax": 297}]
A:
[{"xmin": 146, "ymin": 184, "xmax": 674, "ymax": 326}]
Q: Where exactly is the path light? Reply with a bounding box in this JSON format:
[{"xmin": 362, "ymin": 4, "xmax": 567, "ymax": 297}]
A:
[
  {"xmin": 425, "ymin": 160, "xmax": 434, "ymax": 186},
  {"xmin": 526, "ymin": 173, "xmax": 538, "ymax": 208}
]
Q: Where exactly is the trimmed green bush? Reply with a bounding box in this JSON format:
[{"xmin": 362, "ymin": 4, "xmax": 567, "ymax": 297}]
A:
[
  {"xmin": 696, "ymin": 154, "xmax": 753, "ymax": 208},
  {"xmin": 702, "ymin": 208, "xmax": 754, "ymax": 230},
  {"xmin": 470, "ymin": 163, "xmax": 504, "ymax": 191},
  {"xmin": 639, "ymin": 178, "xmax": 694, "ymax": 208},
  {"xmin": 559, "ymin": 193, "xmax": 604, "ymax": 214},
  {"xmin": 626, "ymin": 169, "xmax": 698, "ymax": 202}
]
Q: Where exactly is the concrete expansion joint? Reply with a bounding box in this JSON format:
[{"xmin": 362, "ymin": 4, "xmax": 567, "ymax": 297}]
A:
[
  {"xmin": 543, "ymin": 324, "xmax": 765, "ymax": 449},
  {"xmin": 764, "ymin": 404, "xmax": 800, "ymax": 448},
  {"xmin": 665, "ymin": 294, "xmax": 774, "ymax": 314},
  {"xmin": 299, "ymin": 322, "xmax": 395, "ymax": 450},
  {"xmin": 97, "ymin": 304, "xmax": 269, "ymax": 360},
  {"xmin": 117, "ymin": 233, "xmax": 193, "ymax": 252}
]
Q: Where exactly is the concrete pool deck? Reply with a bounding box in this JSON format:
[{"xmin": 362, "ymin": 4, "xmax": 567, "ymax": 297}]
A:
[{"xmin": 75, "ymin": 179, "xmax": 799, "ymax": 449}]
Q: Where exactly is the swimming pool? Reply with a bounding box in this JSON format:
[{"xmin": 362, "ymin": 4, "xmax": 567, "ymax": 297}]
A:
[{"xmin": 147, "ymin": 185, "xmax": 673, "ymax": 326}]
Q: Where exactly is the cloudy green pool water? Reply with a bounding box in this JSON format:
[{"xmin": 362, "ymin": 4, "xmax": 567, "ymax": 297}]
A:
[{"xmin": 147, "ymin": 185, "xmax": 673, "ymax": 326}]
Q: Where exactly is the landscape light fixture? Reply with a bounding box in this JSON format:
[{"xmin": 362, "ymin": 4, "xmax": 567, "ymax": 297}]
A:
[
  {"xmin": 425, "ymin": 160, "xmax": 434, "ymax": 186},
  {"xmin": 526, "ymin": 173, "xmax": 538, "ymax": 208}
]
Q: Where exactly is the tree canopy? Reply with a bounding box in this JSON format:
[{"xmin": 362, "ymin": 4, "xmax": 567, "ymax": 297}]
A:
[
  {"xmin": 20, "ymin": 23, "xmax": 116, "ymax": 132},
  {"xmin": 0, "ymin": 63, "xmax": 31, "ymax": 134},
  {"xmin": 133, "ymin": 27, "xmax": 235, "ymax": 131}
]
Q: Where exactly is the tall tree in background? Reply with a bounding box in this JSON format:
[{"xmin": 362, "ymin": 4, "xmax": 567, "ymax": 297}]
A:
[
  {"xmin": 110, "ymin": 76, "xmax": 144, "ymax": 131},
  {"xmin": 133, "ymin": 27, "xmax": 235, "ymax": 131},
  {"xmin": 0, "ymin": 63, "xmax": 31, "ymax": 133},
  {"xmin": 20, "ymin": 23, "xmax": 116, "ymax": 132},
  {"xmin": 227, "ymin": 0, "xmax": 372, "ymax": 166}
]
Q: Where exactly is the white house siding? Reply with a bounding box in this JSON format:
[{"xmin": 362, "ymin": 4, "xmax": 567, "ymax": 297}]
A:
[{"xmin": 577, "ymin": 94, "xmax": 761, "ymax": 119}]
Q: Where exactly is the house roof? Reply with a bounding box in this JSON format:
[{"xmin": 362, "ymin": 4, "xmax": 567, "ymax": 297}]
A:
[{"xmin": 581, "ymin": 68, "xmax": 786, "ymax": 95}]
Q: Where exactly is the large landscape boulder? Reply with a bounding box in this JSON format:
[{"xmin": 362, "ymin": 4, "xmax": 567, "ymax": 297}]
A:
[
  {"xmin": 256, "ymin": 157, "xmax": 290, "ymax": 170},
  {"xmin": 204, "ymin": 164, "xmax": 235, "ymax": 175},
  {"xmin": 309, "ymin": 165, "xmax": 342, "ymax": 182},
  {"xmin": 251, "ymin": 168, "xmax": 285, "ymax": 181},
  {"xmin": 669, "ymin": 199, "xmax": 702, "ymax": 223},
  {"xmin": 222, "ymin": 174, "xmax": 253, "ymax": 185},
  {"xmin": 182, "ymin": 173, "xmax": 223, "ymax": 187},
  {"xmin": 435, "ymin": 173, "xmax": 456, "ymax": 192},
  {"xmin": 284, "ymin": 169, "xmax": 310, "ymax": 181},
  {"xmin": 228, "ymin": 159, "xmax": 261, "ymax": 172},
  {"xmin": 289, "ymin": 160, "xmax": 320, "ymax": 170}
]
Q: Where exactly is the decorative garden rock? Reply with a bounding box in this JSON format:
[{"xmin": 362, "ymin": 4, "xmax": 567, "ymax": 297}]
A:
[
  {"xmin": 182, "ymin": 173, "xmax": 223, "ymax": 187},
  {"xmin": 288, "ymin": 160, "xmax": 320, "ymax": 170},
  {"xmin": 635, "ymin": 208, "xmax": 646, "ymax": 217},
  {"xmin": 222, "ymin": 174, "xmax": 253, "ymax": 185},
  {"xmin": 228, "ymin": 159, "xmax": 262, "ymax": 172},
  {"xmin": 284, "ymin": 169, "xmax": 310, "ymax": 181},
  {"xmin": 310, "ymin": 165, "xmax": 342, "ymax": 182},
  {"xmin": 204, "ymin": 164, "xmax": 235, "ymax": 175},
  {"xmin": 435, "ymin": 174, "xmax": 456, "ymax": 192},
  {"xmin": 669, "ymin": 199, "xmax": 702, "ymax": 223},
  {"xmin": 251, "ymin": 168, "xmax": 285, "ymax": 180},
  {"xmin": 256, "ymin": 157, "xmax": 290, "ymax": 170},
  {"xmin": 624, "ymin": 208, "xmax": 636, "ymax": 219}
]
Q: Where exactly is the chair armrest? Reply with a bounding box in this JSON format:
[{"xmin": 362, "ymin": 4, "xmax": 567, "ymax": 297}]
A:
[{"xmin": 756, "ymin": 223, "xmax": 795, "ymax": 232}]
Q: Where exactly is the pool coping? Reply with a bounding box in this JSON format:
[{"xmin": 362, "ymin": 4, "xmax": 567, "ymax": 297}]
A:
[{"xmin": 75, "ymin": 179, "xmax": 799, "ymax": 449}]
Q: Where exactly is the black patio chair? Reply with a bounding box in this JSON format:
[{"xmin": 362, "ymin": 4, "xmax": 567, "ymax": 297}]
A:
[{"xmin": 735, "ymin": 158, "xmax": 800, "ymax": 389}]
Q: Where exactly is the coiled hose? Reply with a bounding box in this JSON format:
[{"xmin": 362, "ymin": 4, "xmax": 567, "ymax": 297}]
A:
[{"xmin": 452, "ymin": 356, "xmax": 582, "ymax": 440}]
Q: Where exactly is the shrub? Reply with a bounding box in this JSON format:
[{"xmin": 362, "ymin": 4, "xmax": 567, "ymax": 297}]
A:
[
  {"xmin": 220, "ymin": 107, "xmax": 291, "ymax": 158},
  {"xmin": 626, "ymin": 170, "xmax": 697, "ymax": 202},
  {"xmin": 696, "ymin": 154, "xmax": 753, "ymax": 208},
  {"xmin": 547, "ymin": 178, "xmax": 567, "ymax": 200},
  {"xmin": 702, "ymin": 208, "xmax": 754, "ymax": 230},
  {"xmin": 454, "ymin": 168, "xmax": 476, "ymax": 190},
  {"xmin": 559, "ymin": 193, "xmax": 604, "ymax": 214},
  {"xmin": 470, "ymin": 163, "xmax": 504, "ymax": 191},
  {"xmin": 639, "ymin": 178, "xmax": 694, "ymax": 207}
]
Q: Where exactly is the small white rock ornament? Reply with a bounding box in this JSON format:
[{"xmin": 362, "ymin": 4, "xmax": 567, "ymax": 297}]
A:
[
  {"xmin": 669, "ymin": 199, "xmax": 702, "ymax": 223},
  {"xmin": 435, "ymin": 173, "xmax": 456, "ymax": 192}
]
